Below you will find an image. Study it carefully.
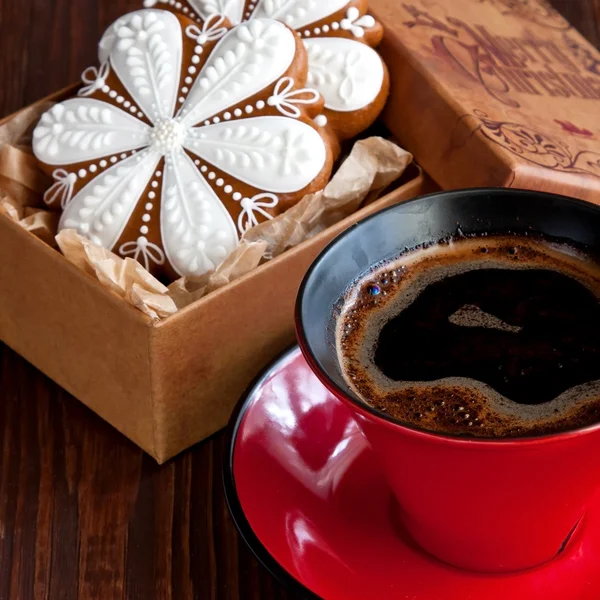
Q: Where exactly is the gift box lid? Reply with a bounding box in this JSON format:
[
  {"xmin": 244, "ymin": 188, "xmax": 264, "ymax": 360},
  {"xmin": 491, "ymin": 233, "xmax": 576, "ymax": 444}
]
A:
[{"xmin": 371, "ymin": 0, "xmax": 600, "ymax": 201}]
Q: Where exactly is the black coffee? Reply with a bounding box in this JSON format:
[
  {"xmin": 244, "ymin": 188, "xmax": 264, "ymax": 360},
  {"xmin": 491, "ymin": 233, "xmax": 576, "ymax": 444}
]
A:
[{"xmin": 337, "ymin": 235, "xmax": 600, "ymax": 437}]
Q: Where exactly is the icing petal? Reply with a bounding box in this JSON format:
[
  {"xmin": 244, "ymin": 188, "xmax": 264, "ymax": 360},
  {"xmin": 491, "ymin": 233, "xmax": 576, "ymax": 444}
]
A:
[
  {"xmin": 59, "ymin": 150, "xmax": 161, "ymax": 249},
  {"xmin": 251, "ymin": 0, "xmax": 348, "ymax": 30},
  {"xmin": 185, "ymin": 116, "xmax": 326, "ymax": 193},
  {"xmin": 304, "ymin": 37, "xmax": 384, "ymax": 112},
  {"xmin": 98, "ymin": 14, "xmax": 130, "ymax": 63},
  {"xmin": 179, "ymin": 19, "xmax": 296, "ymax": 126},
  {"xmin": 187, "ymin": 0, "xmax": 245, "ymax": 24},
  {"xmin": 33, "ymin": 99, "xmax": 151, "ymax": 165},
  {"xmin": 161, "ymin": 150, "xmax": 238, "ymax": 276},
  {"xmin": 108, "ymin": 10, "xmax": 183, "ymax": 122}
]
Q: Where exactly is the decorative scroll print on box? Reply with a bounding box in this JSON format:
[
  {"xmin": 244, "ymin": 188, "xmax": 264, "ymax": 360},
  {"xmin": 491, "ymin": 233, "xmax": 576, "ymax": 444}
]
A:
[
  {"xmin": 33, "ymin": 10, "xmax": 334, "ymax": 280},
  {"xmin": 142, "ymin": 0, "xmax": 389, "ymax": 140},
  {"xmin": 472, "ymin": 110, "xmax": 600, "ymax": 178}
]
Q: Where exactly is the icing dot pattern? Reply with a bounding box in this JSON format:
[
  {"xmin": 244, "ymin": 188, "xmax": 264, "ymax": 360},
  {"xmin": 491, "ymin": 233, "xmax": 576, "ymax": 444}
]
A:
[{"xmin": 193, "ymin": 160, "xmax": 242, "ymax": 204}]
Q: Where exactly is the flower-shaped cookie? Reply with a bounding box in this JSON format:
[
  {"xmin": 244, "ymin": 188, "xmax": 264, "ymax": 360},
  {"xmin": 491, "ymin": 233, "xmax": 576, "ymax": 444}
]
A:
[
  {"xmin": 33, "ymin": 10, "xmax": 333, "ymax": 279},
  {"xmin": 143, "ymin": 0, "xmax": 389, "ymax": 139}
]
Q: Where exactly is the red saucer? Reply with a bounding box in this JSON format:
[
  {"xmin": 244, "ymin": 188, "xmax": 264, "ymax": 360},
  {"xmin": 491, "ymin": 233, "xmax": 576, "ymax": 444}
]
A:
[{"xmin": 224, "ymin": 347, "xmax": 600, "ymax": 599}]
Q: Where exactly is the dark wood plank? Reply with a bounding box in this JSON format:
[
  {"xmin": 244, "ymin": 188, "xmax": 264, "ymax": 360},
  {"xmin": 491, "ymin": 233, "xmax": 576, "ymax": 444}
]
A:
[
  {"xmin": 0, "ymin": 343, "xmax": 288, "ymax": 600},
  {"xmin": 552, "ymin": 0, "xmax": 600, "ymax": 47},
  {"xmin": 0, "ymin": 1, "xmax": 598, "ymax": 599}
]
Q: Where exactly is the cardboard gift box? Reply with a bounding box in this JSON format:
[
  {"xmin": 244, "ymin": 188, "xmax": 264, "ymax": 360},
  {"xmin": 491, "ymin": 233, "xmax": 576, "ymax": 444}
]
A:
[
  {"xmin": 371, "ymin": 0, "xmax": 600, "ymax": 200},
  {"xmin": 0, "ymin": 86, "xmax": 429, "ymax": 463}
]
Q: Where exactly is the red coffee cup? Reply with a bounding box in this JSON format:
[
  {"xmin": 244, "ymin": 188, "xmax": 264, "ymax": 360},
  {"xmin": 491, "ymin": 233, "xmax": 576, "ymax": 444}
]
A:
[{"xmin": 295, "ymin": 189, "xmax": 600, "ymax": 573}]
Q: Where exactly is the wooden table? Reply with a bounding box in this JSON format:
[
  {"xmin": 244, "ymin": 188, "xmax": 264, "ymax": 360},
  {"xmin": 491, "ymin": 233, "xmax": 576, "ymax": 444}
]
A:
[{"xmin": 0, "ymin": 1, "xmax": 599, "ymax": 598}]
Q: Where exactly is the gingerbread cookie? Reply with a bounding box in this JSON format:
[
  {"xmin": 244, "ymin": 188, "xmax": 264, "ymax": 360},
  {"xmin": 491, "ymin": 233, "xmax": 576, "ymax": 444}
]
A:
[
  {"xmin": 33, "ymin": 10, "xmax": 334, "ymax": 280},
  {"xmin": 143, "ymin": 0, "xmax": 390, "ymax": 140}
]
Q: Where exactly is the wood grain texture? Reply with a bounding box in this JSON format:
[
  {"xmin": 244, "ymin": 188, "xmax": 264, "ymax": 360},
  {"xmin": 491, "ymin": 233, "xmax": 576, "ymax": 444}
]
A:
[{"xmin": 0, "ymin": 1, "xmax": 598, "ymax": 599}]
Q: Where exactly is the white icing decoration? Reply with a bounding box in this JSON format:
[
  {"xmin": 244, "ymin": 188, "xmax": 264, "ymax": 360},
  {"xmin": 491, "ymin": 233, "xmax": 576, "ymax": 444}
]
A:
[
  {"xmin": 98, "ymin": 16, "xmax": 128, "ymax": 63},
  {"xmin": 32, "ymin": 99, "xmax": 150, "ymax": 164},
  {"xmin": 304, "ymin": 37, "xmax": 383, "ymax": 112},
  {"xmin": 44, "ymin": 169, "xmax": 77, "ymax": 208},
  {"xmin": 160, "ymin": 150, "xmax": 238, "ymax": 276},
  {"xmin": 35, "ymin": 11, "xmax": 329, "ymax": 278},
  {"xmin": 78, "ymin": 62, "xmax": 111, "ymax": 97},
  {"xmin": 149, "ymin": 117, "xmax": 186, "ymax": 154},
  {"xmin": 237, "ymin": 192, "xmax": 278, "ymax": 232},
  {"xmin": 119, "ymin": 236, "xmax": 166, "ymax": 270},
  {"xmin": 252, "ymin": 0, "xmax": 347, "ymax": 30},
  {"xmin": 185, "ymin": 14, "xmax": 228, "ymax": 45},
  {"xmin": 179, "ymin": 19, "xmax": 296, "ymax": 127},
  {"xmin": 339, "ymin": 7, "xmax": 375, "ymax": 38},
  {"xmin": 314, "ymin": 114, "xmax": 327, "ymax": 127},
  {"xmin": 173, "ymin": 0, "xmax": 385, "ymax": 128},
  {"xmin": 188, "ymin": 0, "xmax": 245, "ymax": 24},
  {"xmin": 59, "ymin": 151, "xmax": 160, "ymax": 248},
  {"xmin": 267, "ymin": 77, "xmax": 319, "ymax": 118},
  {"xmin": 186, "ymin": 116, "xmax": 326, "ymax": 193},
  {"xmin": 109, "ymin": 10, "xmax": 182, "ymax": 120}
]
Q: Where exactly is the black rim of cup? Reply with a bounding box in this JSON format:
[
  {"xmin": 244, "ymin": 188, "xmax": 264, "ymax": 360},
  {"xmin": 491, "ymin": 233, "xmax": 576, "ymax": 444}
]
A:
[{"xmin": 295, "ymin": 188, "xmax": 600, "ymax": 444}]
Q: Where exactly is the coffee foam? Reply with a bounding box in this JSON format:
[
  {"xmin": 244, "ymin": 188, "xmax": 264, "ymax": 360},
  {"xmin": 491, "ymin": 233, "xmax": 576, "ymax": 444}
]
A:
[{"xmin": 337, "ymin": 235, "xmax": 600, "ymax": 437}]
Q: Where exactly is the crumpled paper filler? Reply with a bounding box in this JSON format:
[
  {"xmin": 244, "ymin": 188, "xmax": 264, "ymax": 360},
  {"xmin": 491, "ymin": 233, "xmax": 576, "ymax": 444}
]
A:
[{"xmin": 0, "ymin": 100, "xmax": 412, "ymax": 320}]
